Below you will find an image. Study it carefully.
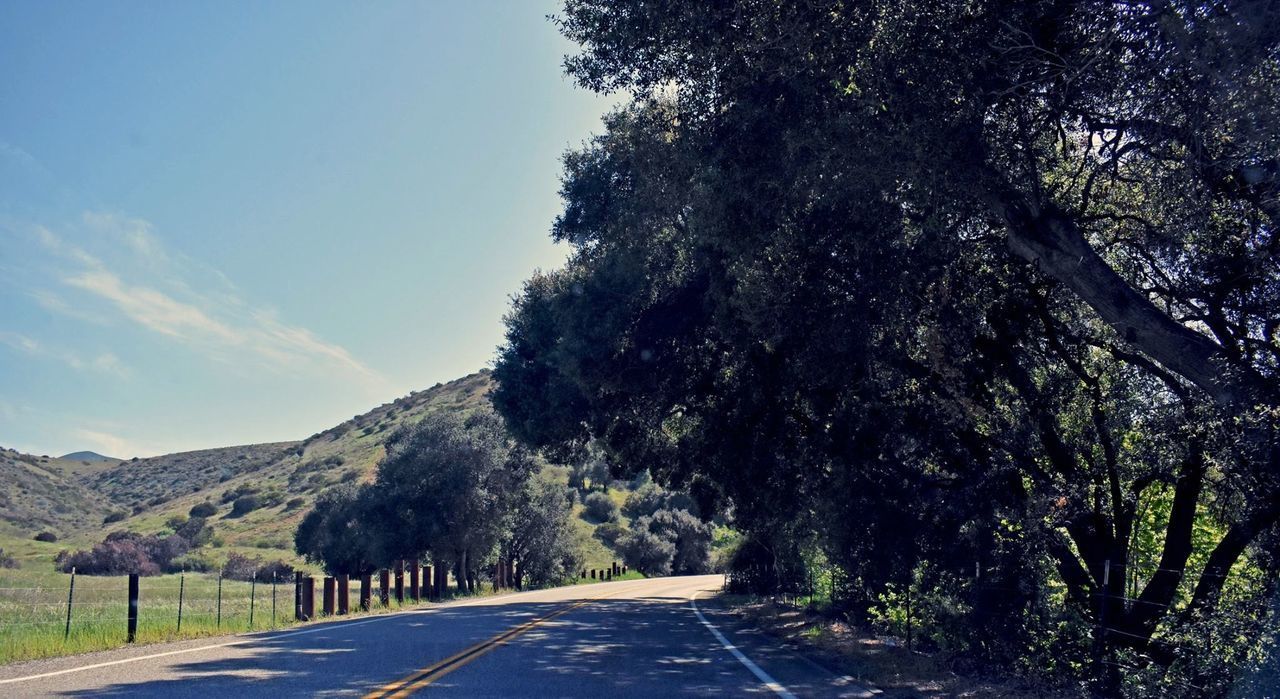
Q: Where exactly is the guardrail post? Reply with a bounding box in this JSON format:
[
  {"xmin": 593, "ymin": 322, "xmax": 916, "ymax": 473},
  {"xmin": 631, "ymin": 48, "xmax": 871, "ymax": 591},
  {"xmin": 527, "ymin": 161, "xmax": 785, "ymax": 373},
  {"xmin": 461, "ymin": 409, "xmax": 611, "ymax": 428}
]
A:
[
  {"xmin": 360, "ymin": 574, "xmax": 372, "ymax": 611},
  {"xmin": 294, "ymin": 571, "xmax": 304, "ymax": 621},
  {"xmin": 409, "ymin": 562, "xmax": 420, "ymax": 602},
  {"xmin": 394, "ymin": 561, "xmax": 405, "ymax": 604},
  {"xmin": 127, "ymin": 573, "xmax": 139, "ymax": 643},
  {"xmin": 379, "ymin": 569, "xmax": 390, "ymax": 606},
  {"xmin": 323, "ymin": 576, "xmax": 336, "ymax": 616},
  {"xmin": 337, "ymin": 574, "xmax": 350, "ymax": 615}
]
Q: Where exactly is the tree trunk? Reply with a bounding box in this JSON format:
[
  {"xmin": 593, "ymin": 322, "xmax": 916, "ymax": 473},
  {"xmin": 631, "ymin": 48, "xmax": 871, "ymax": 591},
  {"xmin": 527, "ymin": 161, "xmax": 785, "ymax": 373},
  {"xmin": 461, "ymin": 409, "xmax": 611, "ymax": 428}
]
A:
[{"xmin": 455, "ymin": 550, "xmax": 468, "ymax": 594}]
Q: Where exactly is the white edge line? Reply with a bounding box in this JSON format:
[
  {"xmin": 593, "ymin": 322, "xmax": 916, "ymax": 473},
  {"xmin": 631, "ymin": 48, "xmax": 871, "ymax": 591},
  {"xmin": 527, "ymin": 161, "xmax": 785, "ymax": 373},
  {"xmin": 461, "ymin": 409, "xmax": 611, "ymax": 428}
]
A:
[
  {"xmin": 0, "ymin": 576, "xmax": 662, "ymax": 686},
  {"xmin": 691, "ymin": 591, "xmax": 797, "ymax": 699},
  {"xmin": 0, "ymin": 612, "xmax": 406, "ymax": 685}
]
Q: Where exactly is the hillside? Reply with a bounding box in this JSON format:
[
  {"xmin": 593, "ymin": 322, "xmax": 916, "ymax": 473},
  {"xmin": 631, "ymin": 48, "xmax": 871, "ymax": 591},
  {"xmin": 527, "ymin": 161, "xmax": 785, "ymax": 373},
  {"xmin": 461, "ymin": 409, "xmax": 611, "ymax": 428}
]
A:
[
  {"xmin": 1, "ymin": 371, "xmax": 516, "ymax": 564},
  {"xmin": 0, "ymin": 449, "xmax": 117, "ymax": 536},
  {"xmin": 0, "ymin": 369, "xmax": 646, "ymax": 574}
]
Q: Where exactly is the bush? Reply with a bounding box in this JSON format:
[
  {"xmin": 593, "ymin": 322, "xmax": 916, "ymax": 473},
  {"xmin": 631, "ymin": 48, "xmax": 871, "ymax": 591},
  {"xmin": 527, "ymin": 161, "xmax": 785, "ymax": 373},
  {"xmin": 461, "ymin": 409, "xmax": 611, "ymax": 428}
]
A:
[
  {"xmin": 583, "ymin": 492, "xmax": 619, "ymax": 523},
  {"xmin": 285, "ymin": 497, "xmax": 306, "ymax": 511},
  {"xmin": 0, "ymin": 548, "xmax": 18, "ymax": 569},
  {"xmin": 164, "ymin": 515, "xmax": 188, "ymax": 532},
  {"xmin": 594, "ymin": 522, "xmax": 626, "ymax": 547},
  {"xmin": 617, "ymin": 529, "xmax": 676, "ymax": 576},
  {"xmin": 229, "ymin": 495, "xmax": 261, "ymax": 517},
  {"xmin": 170, "ymin": 551, "xmax": 217, "ymax": 573},
  {"xmin": 175, "ymin": 516, "xmax": 212, "ymax": 546},
  {"xmin": 103, "ymin": 511, "xmax": 127, "ymax": 524},
  {"xmin": 33, "ymin": 531, "xmax": 58, "ymax": 543},
  {"xmin": 221, "ymin": 484, "xmax": 259, "ymax": 504},
  {"xmin": 189, "ymin": 502, "xmax": 218, "ymax": 518},
  {"xmin": 222, "ymin": 552, "xmax": 295, "ymax": 582}
]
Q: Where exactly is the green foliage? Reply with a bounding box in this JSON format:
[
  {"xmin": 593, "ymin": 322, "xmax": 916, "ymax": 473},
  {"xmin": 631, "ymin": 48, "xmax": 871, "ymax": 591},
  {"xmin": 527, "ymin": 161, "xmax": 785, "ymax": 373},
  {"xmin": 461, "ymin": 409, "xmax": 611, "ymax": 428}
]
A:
[
  {"xmin": 102, "ymin": 511, "xmax": 126, "ymax": 525},
  {"xmin": 32, "ymin": 532, "xmax": 57, "ymax": 543},
  {"xmin": 493, "ymin": 2, "xmax": 1280, "ymax": 693},
  {"xmin": 617, "ymin": 528, "xmax": 675, "ymax": 576},
  {"xmin": 293, "ymin": 483, "xmax": 379, "ymax": 576},
  {"xmin": 188, "ymin": 502, "xmax": 217, "ymax": 518},
  {"xmin": 228, "ymin": 495, "xmax": 261, "ymax": 518},
  {"xmin": 582, "ymin": 491, "xmax": 619, "ymax": 523}
]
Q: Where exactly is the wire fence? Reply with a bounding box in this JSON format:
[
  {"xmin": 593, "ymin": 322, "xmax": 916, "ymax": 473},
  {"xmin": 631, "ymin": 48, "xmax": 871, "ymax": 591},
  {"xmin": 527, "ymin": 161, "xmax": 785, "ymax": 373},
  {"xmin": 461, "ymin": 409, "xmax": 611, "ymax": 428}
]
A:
[{"xmin": 0, "ymin": 557, "xmax": 552, "ymax": 664}]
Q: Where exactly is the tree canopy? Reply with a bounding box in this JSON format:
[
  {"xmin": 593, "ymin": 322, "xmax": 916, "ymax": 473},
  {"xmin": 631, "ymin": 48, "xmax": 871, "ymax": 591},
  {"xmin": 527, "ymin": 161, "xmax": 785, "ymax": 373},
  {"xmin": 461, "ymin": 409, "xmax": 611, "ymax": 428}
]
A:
[{"xmin": 494, "ymin": 1, "xmax": 1280, "ymax": 694}]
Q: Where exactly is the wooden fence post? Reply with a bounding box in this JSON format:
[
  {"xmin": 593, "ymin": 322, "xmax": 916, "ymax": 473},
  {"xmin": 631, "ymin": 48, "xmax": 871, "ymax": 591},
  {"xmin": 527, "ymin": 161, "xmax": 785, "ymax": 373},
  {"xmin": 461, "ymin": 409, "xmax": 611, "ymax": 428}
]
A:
[
  {"xmin": 360, "ymin": 574, "xmax": 372, "ymax": 611},
  {"xmin": 379, "ymin": 569, "xmax": 390, "ymax": 606},
  {"xmin": 394, "ymin": 561, "xmax": 405, "ymax": 604},
  {"xmin": 127, "ymin": 573, "xmax": 139, "ymax": 643},
  {"xmin": 323, "ymin": 577, "xmax": 336, "ymax": 616},
  {"xmin": 409, "ymin": 562, "xmax": 420, "ymax": 602},
  {"xmin": 294, "ymin": 571, "xmax": 304, "ymax": 621},
  {"xmin": 302, "ymin": 576, "xmax": 316, "ymax": 621},
  {"xmin": 337, "ymin": 574, "xmax": 350, "ymax": 615}
]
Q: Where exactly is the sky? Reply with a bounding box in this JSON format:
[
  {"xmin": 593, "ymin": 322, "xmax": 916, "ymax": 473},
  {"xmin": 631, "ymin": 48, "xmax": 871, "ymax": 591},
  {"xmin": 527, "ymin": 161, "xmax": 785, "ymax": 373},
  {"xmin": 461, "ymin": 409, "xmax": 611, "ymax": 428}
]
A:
[{"xmin": 0, "ymin": 1, "xmax": 617, "ymax": 458}]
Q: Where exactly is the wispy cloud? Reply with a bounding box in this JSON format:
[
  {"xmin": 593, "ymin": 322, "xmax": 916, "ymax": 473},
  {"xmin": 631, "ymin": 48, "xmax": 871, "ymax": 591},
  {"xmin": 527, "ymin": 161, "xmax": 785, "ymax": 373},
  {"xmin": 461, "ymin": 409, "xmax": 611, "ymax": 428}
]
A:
[
  {"xmin": 0, "ymin": 331, "xmax": 130, "ymax": 378},
  {"xmin": 34, "ymin": 217, "xmax": 382, "ymax": 383},
  {"xmin": 71, "ymin": 429, "xmax": 134, "ymax": 459}
]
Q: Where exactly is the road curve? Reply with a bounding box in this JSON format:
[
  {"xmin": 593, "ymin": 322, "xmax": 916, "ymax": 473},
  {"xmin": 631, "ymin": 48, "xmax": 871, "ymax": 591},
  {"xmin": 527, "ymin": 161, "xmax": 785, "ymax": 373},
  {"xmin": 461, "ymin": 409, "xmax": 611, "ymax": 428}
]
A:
[{"xmin": 0, "ymin": 575, "xmax": 875, "ymax": 697}]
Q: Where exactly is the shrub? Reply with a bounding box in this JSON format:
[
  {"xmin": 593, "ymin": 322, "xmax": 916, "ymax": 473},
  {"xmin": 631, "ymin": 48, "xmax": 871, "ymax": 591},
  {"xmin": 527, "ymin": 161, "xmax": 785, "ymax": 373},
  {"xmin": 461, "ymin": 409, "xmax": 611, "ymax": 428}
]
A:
[
  {"xmin": 617, "ymin": 529, "xmax": 676, "ymax": 576},
  {"xmin": 103, "ymin": 511, "xmax": 127, "ymax": 524},
  {"xmin": 285, "ymin": 497, "xmax": 306, "ymax": 511},
  {"xmin": 594, "ymin": 522, "xmax": 626, "ymax": 547},
  {"xmin": 34, "ymin": 531, "xmax": 58, "ymax": 543},
  {"xmin": 256, "ymin": 559, "xmax": 295, "ymax": 582},
  {"xmin": 221, "ymin": 484, "xmax": 259, "ymax": 504},
  {"xmin": 0, "ymin": 548, "xmax": 18, "ymax": 569},
  {"xmin": 229, "ymin": 495, "xmax": 261, "ymax": 517},
  {"xmin": 189, "ymin": 502, "xmax": 218, "ymax": 518},
  {"xmin": 165, "ymin": 515, "xmax": 188, "ymax": 532},
  {"xmin": 170, "ymin": 551, "xmax": 217, "ymax": 573},
  {"xmin": 175, "ymin": 516, "xmax": 211, "ymax": 546},
  {"xmin": 583, "ymin": 492, "xmax": 619, "ymax": 523},
  {"xmin": 57, "ymin": 537, "xmax": 160, "ymax": 576},
  {"xmin": 222, "ymin": 552, "xmax": 295, "ymax": 582}
]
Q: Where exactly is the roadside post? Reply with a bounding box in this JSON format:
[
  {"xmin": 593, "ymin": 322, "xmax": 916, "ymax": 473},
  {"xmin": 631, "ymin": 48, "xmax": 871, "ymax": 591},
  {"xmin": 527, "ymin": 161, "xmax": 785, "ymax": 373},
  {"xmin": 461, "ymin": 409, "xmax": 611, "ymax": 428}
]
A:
[
  {"xmin": 337, "ymin": 574, "xmax": 350, "ymax": 615},
  {"xmin": 127, "ymin": 573, "xmax": 139, "ymax": 643},
  {"xmin": 64, "ymin": 567, "xmax": 76, "ymax": 641},
  {"xmin": 322, "ymin": 577, "xmax": 335, "ymax": 616}
]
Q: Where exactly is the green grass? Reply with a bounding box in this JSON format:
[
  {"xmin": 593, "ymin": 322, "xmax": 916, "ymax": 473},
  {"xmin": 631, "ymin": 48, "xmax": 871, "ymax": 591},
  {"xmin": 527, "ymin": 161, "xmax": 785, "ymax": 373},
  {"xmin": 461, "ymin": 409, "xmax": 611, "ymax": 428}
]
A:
[
  {"xmin": 0, "ymin": 561, "xmax": 621, "ymax": 665},
  {"xmin": 0, "ymin": 568, "xmax": 307, "ymax": 664}
]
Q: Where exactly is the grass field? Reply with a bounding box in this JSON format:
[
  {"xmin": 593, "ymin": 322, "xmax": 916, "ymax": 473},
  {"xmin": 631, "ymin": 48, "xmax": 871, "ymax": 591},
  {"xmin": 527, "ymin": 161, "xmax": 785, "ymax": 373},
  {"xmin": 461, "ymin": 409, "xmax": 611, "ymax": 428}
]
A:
[{"xmin": 0, "ymin": 562, "xmax": 644, "ymax": 665}]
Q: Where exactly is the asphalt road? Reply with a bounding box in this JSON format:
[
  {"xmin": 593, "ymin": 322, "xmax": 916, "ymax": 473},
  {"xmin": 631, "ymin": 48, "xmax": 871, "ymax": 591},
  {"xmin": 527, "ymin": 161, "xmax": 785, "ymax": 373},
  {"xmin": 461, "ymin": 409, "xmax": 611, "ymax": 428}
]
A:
[{"xmin": 0, "ymin": 575, "xmax": 876, "ymax": 698}]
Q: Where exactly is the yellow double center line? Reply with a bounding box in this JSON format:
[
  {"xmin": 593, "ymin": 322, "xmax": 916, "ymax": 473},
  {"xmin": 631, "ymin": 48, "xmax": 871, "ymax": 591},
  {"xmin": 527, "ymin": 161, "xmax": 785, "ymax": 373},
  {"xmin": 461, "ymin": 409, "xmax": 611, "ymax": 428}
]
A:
[{"xmin": 362, "ymin": 592, "xmax": 613, "ymax": 698}]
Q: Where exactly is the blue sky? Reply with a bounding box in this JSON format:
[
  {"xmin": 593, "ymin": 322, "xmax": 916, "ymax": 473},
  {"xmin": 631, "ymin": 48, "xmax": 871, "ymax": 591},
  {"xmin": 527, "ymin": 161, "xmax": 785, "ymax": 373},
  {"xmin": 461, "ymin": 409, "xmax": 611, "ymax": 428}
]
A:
[{"xmin": 0, "ymin": 1, "xmax": 615, "ymax": 458}]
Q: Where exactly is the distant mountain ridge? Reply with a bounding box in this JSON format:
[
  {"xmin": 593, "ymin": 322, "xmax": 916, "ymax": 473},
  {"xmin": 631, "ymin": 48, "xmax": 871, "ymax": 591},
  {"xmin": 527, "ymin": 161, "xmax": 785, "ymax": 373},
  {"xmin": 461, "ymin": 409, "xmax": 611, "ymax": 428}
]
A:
[{"xmin": 59, "ymin": 451, "xmax": 117, "ymax": 462}]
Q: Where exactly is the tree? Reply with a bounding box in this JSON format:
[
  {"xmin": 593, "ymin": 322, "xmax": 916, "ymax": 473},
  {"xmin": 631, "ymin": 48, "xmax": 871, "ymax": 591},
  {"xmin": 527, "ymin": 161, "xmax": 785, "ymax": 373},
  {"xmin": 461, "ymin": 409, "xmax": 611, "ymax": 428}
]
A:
[
  {"xmin": 504, "ymin": 477, "xmax": 584, "ymax": 588},
  {"xmin": 493, "ymin": 2, "xmax": 1280, "ymax": 692},
  {"xmin": 371, "ymin": 408, "xmax": 536, "ymax": 593},
  {"xmin": 294, "ymin": 483, "xmax": 380, "ymax": 576},
  {"xmin": 617, "ymin": 528, "xmax": 676, "ymax": 576}
]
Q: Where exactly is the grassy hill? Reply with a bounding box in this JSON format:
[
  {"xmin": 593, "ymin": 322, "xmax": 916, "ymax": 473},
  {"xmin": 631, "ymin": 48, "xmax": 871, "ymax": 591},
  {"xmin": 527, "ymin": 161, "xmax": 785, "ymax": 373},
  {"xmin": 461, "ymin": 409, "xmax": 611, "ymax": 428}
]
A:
[{"xmin": 0, "ymin": 370, "xmax": 637, "ymax": 574}]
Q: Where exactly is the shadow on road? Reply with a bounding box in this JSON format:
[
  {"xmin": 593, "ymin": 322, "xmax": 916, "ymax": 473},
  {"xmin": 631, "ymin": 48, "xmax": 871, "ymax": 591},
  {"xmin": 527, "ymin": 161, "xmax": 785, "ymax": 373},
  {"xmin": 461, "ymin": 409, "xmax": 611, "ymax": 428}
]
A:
[{"xmin": 51, "ymin": 590, "xmax": 849, "ymax": 697}]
